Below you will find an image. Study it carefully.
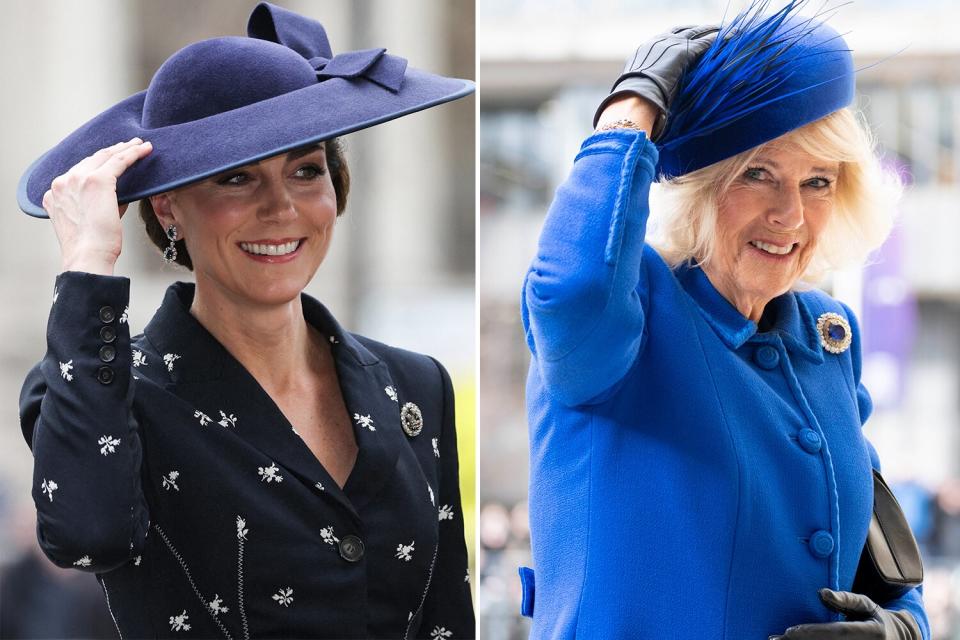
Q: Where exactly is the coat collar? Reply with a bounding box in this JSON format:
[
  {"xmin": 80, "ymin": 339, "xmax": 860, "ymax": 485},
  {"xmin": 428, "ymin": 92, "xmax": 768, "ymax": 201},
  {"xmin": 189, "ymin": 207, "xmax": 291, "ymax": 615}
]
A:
[
  {"xmin": 674, "ymin": 262, "xmax": 824, "ymax": 363},
  {"xmin": 143, "ymin": 282, "xmax": 406, "ymax": 519}
]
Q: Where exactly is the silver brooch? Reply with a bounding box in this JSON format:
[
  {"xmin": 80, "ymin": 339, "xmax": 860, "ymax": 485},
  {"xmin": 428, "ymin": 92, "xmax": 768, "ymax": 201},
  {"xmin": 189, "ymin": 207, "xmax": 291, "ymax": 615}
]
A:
[
  {"xmin": 400, "ymin": 402, "xmax": 423, "ymax": 437},
  {"xmin": 817, "ymin": 312, "xmax": 852, "ymax": 354}
]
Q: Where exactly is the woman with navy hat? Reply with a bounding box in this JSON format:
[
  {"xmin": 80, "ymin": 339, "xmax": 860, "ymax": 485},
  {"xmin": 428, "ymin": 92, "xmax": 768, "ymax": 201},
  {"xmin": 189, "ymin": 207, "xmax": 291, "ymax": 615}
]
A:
[
  {"xmin": 520, "ymin": 2, "xmax": 929, "ymax": 638},
  {"xmin": 18, "ymin": 3, "xmax": 473, "ymax": 638}
]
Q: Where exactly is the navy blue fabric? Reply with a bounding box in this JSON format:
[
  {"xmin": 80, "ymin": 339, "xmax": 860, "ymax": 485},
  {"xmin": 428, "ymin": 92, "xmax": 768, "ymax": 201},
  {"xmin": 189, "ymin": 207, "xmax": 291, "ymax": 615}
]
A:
[
  {"xmin": 20, "ymin": 273, "xmax": 474, "ymax": 639},
  {"xmin": 17, "ymin": 2, "xmax": 473, "ymax": 218},
  {"xmin": 656, "ymin": 13, "xmax": 855, "ymax": 179},
  {"xmin": 520, "ymin": 129, "xmax": 929, "ymax": 639}
]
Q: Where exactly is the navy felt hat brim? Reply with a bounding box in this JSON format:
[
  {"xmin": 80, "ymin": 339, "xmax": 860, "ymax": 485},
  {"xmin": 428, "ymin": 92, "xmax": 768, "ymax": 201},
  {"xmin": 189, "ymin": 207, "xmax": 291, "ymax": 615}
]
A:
[{"xmin": 18, "ymin": 3, "xmax": 474, "ymax": 218}]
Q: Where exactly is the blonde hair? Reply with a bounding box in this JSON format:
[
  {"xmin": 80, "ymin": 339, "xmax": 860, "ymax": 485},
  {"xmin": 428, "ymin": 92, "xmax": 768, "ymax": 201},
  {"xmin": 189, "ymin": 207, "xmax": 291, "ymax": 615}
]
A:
[{"xmin": 648, "ymin": 108, "xmax": 902, "ymax": 283}]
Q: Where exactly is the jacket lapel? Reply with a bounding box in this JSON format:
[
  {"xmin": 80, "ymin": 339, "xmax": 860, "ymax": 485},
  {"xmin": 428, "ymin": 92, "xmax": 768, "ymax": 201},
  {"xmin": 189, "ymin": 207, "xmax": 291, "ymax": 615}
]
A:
[{"xmin": 143, "ymin": 283, "xmax": 405, "ymax": 520}]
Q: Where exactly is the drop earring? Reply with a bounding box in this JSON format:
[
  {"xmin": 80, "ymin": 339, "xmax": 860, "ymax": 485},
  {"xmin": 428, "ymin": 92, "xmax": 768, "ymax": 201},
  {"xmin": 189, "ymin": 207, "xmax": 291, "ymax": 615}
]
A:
[{"xmin": 163, "ymin": 225, "xmax": 178, "ymax": 264}]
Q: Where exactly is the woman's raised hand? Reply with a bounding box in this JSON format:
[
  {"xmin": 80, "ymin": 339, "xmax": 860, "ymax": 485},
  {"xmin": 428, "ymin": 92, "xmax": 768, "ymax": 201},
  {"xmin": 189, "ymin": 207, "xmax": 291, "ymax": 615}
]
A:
[
  {"xmin": 594, "ymin": 25, "xmax": 720, "ymax": 138},
  {"xmin": 42, "ymin": 137, "xmax": 153, "ymax": 276}
]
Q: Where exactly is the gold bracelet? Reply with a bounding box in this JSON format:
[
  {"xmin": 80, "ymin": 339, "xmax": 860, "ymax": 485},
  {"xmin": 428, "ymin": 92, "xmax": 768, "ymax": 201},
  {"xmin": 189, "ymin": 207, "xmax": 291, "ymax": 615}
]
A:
[{"xmin": 596, "ymin": 119, "xmax": 646, "ymax": 132}]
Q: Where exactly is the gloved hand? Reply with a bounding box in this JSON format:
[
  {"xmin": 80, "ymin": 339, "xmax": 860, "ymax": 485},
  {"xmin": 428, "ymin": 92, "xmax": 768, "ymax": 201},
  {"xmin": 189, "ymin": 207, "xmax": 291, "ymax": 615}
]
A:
[
  {"xmin": 593, "ymin": 24, "xmax": 720, "ymax": 137},
  {"xmin": 768, "ymin": 588, "xmax": 921, "ymax": 640}
]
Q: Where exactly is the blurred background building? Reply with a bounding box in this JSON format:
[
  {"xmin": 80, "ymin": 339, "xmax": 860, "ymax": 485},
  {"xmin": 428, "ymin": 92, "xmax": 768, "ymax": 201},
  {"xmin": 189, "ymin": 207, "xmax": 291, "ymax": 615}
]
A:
[
  {"xmin": 0, "ymin": 1, "xmax": 475, "ymax": 636},
  {"xmin": 478, "ymin": 0, "xmax": 960, "ymax": 638}
]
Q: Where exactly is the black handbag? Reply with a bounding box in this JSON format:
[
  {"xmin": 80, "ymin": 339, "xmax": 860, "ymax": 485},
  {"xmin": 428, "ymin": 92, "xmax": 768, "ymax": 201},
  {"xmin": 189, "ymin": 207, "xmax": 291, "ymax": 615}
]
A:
[{"xmin": 852, "ymin": 469, "xmax": 924, "ymax": 602}]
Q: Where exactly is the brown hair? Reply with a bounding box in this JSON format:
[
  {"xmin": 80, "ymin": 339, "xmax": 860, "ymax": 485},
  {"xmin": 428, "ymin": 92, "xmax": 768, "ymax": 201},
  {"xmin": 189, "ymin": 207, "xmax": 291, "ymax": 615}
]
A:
[{"xmin": 139, "ymin": 139, "xmax": 350, "ymax": 270}]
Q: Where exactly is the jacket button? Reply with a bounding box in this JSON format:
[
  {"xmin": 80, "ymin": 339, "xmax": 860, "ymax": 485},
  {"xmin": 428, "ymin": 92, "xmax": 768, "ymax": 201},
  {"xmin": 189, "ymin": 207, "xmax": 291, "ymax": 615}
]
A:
[
  {"xmin": 97, "ymin": 366, "xmax": 115, "ymax": 385},
  {"xmin": 798, "ymin": 428, "xmax": 822, "ymax": 454},
  {"xmin": 99, "ymin": 326, "xmax": 117, "ymax": 343},
  {"xmin": 99, "ymin": 344, "xmax": 117, "ymax": 363},
  {"xmin": 339, "ymin": 535, "xmax": 364, "ymax": 562},
  {"xmin": 754, "ymin": 345, "xmax": 779, "ymax": 369},
  {"xmin": 809, "ymin": 530, "xmax": 834, "ymax": 558},
  {"xmin": 98, "ymin": 306, "xmax": 116, "ymax": 323}
]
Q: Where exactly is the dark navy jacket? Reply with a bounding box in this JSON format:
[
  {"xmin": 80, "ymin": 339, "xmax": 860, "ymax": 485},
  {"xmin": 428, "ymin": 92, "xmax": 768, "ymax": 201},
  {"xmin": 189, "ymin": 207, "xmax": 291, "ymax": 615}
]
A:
[
  {"xmin": 520, "ymin": 130, "xmax": 928, "ymax": 639},
  {"xmin": 20, "ymin": 272, "xmax": 474, "ymax": 639}
]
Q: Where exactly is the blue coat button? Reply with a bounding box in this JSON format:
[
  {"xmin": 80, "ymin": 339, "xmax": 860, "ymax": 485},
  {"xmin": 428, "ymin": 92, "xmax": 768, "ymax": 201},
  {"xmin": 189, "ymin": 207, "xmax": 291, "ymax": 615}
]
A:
[
  {"xmin": 798, "ymin": 429, "xmax": 822, "ymax": 454},
  {"xmin": 809, "ymin": 530, "xmax": 834, "ymax": 558},
  {"xmin": 754, "ymin": 345, "xmax": 779, "ymax": 369}
]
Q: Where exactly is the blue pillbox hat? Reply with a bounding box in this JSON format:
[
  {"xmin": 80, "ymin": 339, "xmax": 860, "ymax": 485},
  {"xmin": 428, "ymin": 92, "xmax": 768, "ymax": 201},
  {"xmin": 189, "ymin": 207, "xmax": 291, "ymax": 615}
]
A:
[{"xmin": 656, "ymin": 0, "xmax": 855, "ymax": 180}]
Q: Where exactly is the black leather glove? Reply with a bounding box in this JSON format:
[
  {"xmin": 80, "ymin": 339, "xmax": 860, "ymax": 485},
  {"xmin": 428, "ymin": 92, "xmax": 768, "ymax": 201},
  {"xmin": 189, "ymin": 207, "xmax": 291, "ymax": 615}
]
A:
[
  {"xmin": 593, "ymin": 24, "xmax": 720, "ymax": 137},
  {"xmin": 769, "ymin": 588, "xmax": 921, "ymax": 640}
]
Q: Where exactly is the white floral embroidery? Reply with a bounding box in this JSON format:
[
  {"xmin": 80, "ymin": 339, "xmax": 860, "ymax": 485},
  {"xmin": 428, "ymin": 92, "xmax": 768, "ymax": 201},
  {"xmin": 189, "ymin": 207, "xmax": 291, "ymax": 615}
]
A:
[
  {"xmin": 53, "ymin": 288, "xmax": 59, "ymax": 304},
  {"xmin": 320, "ymin": 526, "xmax": 339, "ymax": 546},
  {"xmin": 395, "ymin": 540, "xmax": 415, "ymax": 562},
  {"xmin": 430, "ymin": 627, "xmax": 453, "ymax": 639},
  {"xmin": 163, "ymin": 353, "xmax": 181, "ymax": 372},
  {"xmin": 208, "ymin": 594, "xmax": 229, "ymax": 615},
  {"xmin": 385, "ymin": 386, "xmax": 398, "ymax": 402},
  {"xmin": 193, "ymin": 410, "xmax": 211, "ymax": 426},
  {"xmin": 119, "ymin": 306, "xmax": 129, "ymax": 324},
  {"xmin": 59, "ymin": 360, "xmax": 74, "ymax": 382},
  {"xmin": 132, "ymin": 350, "xmax": 147, "ymax": 367},
  {"xmin": 218, "ymin": 411, "xmax": 238, "ymax": 428},
  {"xmin": 328, "ymin": 335, "xmax": 339, "ymax": 344},
  {"xmin": 353, "ymin": 413, "xmax": 375, "ymax": 431},
  {"xmin": 41, "ymin": 479, "xmax": 58, "ymax": 502},
  {"xmin": 465, "ymin": 569, "xmax": 470, "ymax": 583},
  {"xmin": 258, "ymin": 462, "xmax": 283, "ymax": 483},
  {"xmin": 432, "ymin": 437, "xmax": 440, "ymax": 458},
  {"xmin": 236, "ymin": 516, "xmax": 248, "ymax": 541},
  {"xmin": 73, "ymin": 555, "xmax": 92, "ymax": 567},
  {"xmin": 427, "ymin": 483, "xmax": 435, "ymax": 506},
  {"xmin": 134, "ymin": 555, "xmax": 142, "ymax": 566},
  {"xmin": 315, "ymin": 481, "xmax": 325, "ymax": 492},
  {"xmin": 439, "ymin": 505, "xmax": 454, "ymax": 521},
  {"xmin": 98, "ymin": 435, "xmax": 120, "ymax": 456},
  {"xmin": 169, "ymin": 610, "xmax": 191, "ymax": 632},
  {"xmin": 272, "ymin": 587, "xmax": 294, "ymax": 607},
  {"xmin": 161, "ymin": 471, "xmax": 180, "ymax": 492}
]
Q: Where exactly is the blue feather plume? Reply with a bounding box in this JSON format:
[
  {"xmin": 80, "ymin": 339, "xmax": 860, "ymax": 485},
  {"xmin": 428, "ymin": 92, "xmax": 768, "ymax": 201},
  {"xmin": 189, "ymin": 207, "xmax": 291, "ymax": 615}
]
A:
[{"xmin": 659, "ymin": 0, "xmax": 853, "ymax": 151}]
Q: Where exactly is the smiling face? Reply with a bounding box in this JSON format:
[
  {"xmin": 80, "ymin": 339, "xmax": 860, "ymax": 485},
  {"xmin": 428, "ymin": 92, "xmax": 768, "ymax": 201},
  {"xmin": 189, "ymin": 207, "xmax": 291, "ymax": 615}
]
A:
[
  {"xmin": 150, "ymin": 143, "xmax": 338, "ymax": 309},
  {"xmin": 704, "ymin": 142, "xmax": 839, "ymax": 321}
]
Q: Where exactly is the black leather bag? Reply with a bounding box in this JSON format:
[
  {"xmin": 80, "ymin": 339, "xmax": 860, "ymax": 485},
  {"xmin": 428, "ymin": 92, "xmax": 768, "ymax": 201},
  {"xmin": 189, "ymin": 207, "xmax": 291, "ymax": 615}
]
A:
[{"xmin": 852, "ymin": 469, "xmax": 924, "ymax": 602}]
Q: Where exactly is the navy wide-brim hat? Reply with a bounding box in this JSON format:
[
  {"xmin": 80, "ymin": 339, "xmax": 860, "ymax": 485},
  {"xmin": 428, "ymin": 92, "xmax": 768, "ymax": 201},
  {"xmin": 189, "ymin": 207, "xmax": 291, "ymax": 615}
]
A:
[
  {"xmin": 18, "ymin": 2, "xmax": 474, "ymax": 218},
  {"xmin": 655, "ymin": 0, "xmax": 855, "ymax": 180}
]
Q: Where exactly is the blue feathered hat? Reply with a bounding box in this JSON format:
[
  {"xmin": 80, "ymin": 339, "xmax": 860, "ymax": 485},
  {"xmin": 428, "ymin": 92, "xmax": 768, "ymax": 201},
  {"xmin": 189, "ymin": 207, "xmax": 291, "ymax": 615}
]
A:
[
  {"xmin": 656, "ymin": 0, "xmax": 855, "ymax": 180},
  {"xmin": 18, "ymin": 2, "xmax": 474, "ymax": 218}
]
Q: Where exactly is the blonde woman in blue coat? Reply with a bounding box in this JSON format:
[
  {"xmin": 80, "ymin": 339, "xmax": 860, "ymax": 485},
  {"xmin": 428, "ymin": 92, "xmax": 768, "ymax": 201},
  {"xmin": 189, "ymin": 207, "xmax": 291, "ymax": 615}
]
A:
[{"xmin": 520, "ymin": 3, "xmax": 929, "ymax": 639}]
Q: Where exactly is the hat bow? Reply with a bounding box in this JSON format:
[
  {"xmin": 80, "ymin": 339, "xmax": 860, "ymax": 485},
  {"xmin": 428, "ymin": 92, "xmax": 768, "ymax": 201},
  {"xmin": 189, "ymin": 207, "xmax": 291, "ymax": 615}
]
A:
[{"xmin": 249, "ymin": 1, "xmax": 407, "ymax": 93}]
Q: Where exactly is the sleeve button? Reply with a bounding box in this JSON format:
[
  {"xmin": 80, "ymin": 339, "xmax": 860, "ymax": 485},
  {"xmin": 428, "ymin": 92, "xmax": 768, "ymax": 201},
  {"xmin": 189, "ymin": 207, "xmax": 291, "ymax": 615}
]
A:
[
  {"xmin": 99, "ymin": 326, "xmax": 117, "ymax": 343},
  {"xmin": 99, "ymin": 345, "xmax": 117, "ymax": 363},
  {"xmin": 97, "ymin": 366, "xmax": 115, "ymax": 385},
  {"xmin": 98, "ymin": 306, "xmax": 116, "ymax": 323}
]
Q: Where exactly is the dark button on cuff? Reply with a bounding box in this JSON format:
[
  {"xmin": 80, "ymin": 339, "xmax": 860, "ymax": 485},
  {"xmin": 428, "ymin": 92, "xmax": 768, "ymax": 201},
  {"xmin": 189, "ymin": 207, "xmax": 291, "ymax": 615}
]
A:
[
  {"xmin": 339, "ymin": 535, "xmax": 364, "ymax": 562},
  {"xmin": 809, "ymin": 530, "xmax": 834, "ymax": 558},
  {"xmin": 798, "ymin": 428, "xmax": 822, "ymax": 454},
  {"xmin": 98, "ymin": 306, "xmax": 116, "ymax": 323},
  {"xmin": 99, "ymin": 344, "xmax": 117, "ymax": 363},
  {"xmin": 99, "ymin": 326, "xmax": 117, "ymax": 343},
  {"xmin": 97, "ymin": 366, "xmax": 115, "ymax": 385},
  {"xmin": 754, "ymin": 345, "xmax": 780, "ymax": 370}
]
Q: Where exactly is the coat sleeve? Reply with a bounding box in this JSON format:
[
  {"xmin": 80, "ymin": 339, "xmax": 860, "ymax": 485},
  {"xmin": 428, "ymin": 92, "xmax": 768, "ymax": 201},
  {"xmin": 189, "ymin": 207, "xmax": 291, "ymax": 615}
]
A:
[
  {"xmin": 417, "ymin": 358, "xmax": 475, "ymax": 639},
  {"xmin": 19, "ymin": 271, "xmax": 149, "ymax": 573},
  {"xmin": 844, "ymin": 302, "xmax": 930, "ymax": 640},
  {"xmin": 521, "ymin": 129, "xmax": 659, "ymax": 406}
]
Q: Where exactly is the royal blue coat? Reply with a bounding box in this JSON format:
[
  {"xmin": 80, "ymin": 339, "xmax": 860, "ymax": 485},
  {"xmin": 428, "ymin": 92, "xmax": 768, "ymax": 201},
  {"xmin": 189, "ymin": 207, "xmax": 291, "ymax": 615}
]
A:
[
  {"xmin": 520, "ymin": 130, "xmax": 929, "ymax": 639},
  {"xmin": 20, "ymin": 272, "xmax": 473, "ymax": 639}
]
